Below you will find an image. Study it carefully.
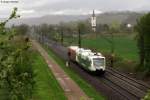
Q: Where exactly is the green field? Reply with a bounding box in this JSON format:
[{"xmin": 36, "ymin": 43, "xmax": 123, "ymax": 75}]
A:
[
  {"xmin": 64, "ymin": 34, "xmax": 138, "ymax": 61},
  {"xmin": 82, "ymin": 35, "xmax": 138, "ymax": 61},
  {"xmin": 44, "ymin": 46, "xmax": 105, "ymax": 100},
  {"xmin": 32, "ymin": 51, "xmax": 66, "ymax": 100}
]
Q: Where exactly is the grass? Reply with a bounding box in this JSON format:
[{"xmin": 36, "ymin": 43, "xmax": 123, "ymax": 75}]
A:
[
  {"xmin": 44, "ymin": 45, "xmax": 105, "ymax": 100},
  {"xmin": 0, "ymin": 48, "xmax": 66, "ymax": 100},
  {"xmin": 32, "ymin": 51, "xmax": 67, "ymax": 100},
  {"xmin": 63, "ymin": 34, "xmax": 138, "ymax": 61},
  {"xmin": 83, "ymin": 35, "xmax": 138, "ymax": 61}
]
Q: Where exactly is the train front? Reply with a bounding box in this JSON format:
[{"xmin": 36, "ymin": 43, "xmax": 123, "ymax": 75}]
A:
[{"xmin": 90, "ymin": 54, "xmax": 106, "ymax": 74}]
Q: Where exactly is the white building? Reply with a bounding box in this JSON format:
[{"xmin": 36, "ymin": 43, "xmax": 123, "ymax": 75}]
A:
[{"xmin": 127, "ymin": 24, "xmax": 132, "ymax": 28}]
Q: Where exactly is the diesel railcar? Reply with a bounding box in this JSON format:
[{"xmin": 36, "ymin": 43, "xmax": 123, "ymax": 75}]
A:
[{"xmin": 68, "ymin": 46, "xmax": 106, "ymax": 73}]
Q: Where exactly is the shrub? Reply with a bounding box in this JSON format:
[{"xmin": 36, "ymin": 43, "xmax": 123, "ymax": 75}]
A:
[{"xmin": 0, "ymin": 8, "xmax": 35, "ymax": 100}]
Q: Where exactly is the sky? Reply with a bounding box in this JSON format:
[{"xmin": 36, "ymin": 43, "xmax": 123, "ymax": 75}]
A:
[{"xmin": 0, "ymin": 0, "xmax": 150, "ymax": 18}]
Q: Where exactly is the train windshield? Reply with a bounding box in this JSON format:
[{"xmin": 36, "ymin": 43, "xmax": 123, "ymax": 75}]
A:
[{"xmin": 93, "ymin": 58, "xmax": 104, "ymax": 67}]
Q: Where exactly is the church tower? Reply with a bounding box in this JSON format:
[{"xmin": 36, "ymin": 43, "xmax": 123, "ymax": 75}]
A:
[{"xmin": 91, "ymin": 10, "xmax": 96, "ymax": 32}]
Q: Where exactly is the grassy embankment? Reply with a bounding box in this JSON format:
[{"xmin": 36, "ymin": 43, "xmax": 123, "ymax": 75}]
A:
[
  {"xmin": 32, "ymin": 51, "xmax": 67, "ymax": 100},
  {"xmin": 44, "ymin": 45, "xmax": 105, "ymax": 100}
]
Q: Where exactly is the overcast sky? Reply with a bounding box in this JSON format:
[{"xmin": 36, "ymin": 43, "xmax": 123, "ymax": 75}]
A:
[{"xmin": 0, "ymin": 0, "xmax": 150, "ymax": 18}]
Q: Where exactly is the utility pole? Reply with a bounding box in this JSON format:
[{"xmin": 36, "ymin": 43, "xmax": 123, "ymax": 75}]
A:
[
  {"xmin": 110, "ymin": 31, "xmax": 114, "ymax": 67},
  {"xmin": 40, "ymin": 32, "xmax": 42, "ymax": 43},
  {"xmin": 78, "ymin": 28, "xmax": 81, "ymax": 48},
  {"xmin": 41, "ymin": 32, "xmax": 44, "ymax": 44},
  {"xmin": 60, "ymin": 28, "xmax": 64, "ymax": 45}
]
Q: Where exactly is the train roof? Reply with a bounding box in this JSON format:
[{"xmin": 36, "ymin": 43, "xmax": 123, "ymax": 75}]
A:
[
  {"xmin": 68, "ymin": 46, "xmax": 79, "ymax": 51},
  {"xmin": 68, "ymin": 46, "xmax": 105, "ymax": 59},
  {"xmin": 88, "ymin": 52, "xmax": 105, "ymax": 59}
]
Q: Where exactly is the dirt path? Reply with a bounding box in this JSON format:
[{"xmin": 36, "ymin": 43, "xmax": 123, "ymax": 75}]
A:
[{"xmin": 32, "ymin": 40, "xmax": 89, "ymax": 100}]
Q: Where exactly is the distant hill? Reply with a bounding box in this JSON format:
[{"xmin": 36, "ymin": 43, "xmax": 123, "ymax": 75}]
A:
[
  {"xmin": 5, "ymin": 15, "xmax": 89, "ymax": 26},
  {"xmin": 96, "ymin": 12, "xmax": 144, "ymax": 25},
  {"xmin": 0, "ymin": 11, "xmax": 145, "ymax": 26}
]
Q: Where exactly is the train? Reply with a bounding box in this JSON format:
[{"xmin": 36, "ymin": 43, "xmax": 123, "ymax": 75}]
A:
[{"xmin": 68, "ymin": 46, "xmax": 106, "ymax": 74}]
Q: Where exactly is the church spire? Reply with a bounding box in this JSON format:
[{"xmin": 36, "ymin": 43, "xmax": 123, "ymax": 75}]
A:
[
  {"xmin": 92, "ymin": 10, "xmax": 95, "ymax": 17},
  {"xmin": 91, "ymin": 10, "xmax": 96, "ymax": 32}
]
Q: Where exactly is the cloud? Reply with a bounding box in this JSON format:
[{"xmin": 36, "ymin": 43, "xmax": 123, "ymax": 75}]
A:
[
  {"xmin": 40, "ymin": 0, "xmax": 149, "ymax": 11},
  {"xmin": 0, "ymin": 0, "xmax": 150, "ymax": 18},
  {"xmin": 49, "ymin": 9, "xmax": 102, "ymax": 15},
  {"xmin": 17, "ymin": 9, "xmax": 35, "ymax": 17},
  {"xmin": 19, "ymin": 10, "xmax": 35, "ymax": 14}
]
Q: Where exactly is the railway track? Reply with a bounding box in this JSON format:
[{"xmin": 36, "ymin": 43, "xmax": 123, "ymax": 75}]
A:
[
  {"xmin": 101, "ymin": 76, "xmax": 139, "ymax": 100},
  {"xmin": 107, "ymin": 67, "xmax": 150, "ymax": 91},
  {"xmin": 41, "ymin": 38, "xmax": 149, "ymax": 100},
  {"xmin": 103, "ymin": 67, "xmax": 150, "ymax": 99},
  {"xmin": 103, "ymin": 73, "xmax": 144, "ymax": 100}
]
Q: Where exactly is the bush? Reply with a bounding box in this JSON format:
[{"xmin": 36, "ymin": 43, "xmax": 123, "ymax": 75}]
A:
[
  {"xmin": 104, "ymin": 53, "xmax": 137, "ymax": 73},
  {"xmin": 0, "ymin": 8, "xmax": 35, "ymax": 100},
  {"xmin": 136, "ymin": 13, "xmax": 150, "ymax": 76}
]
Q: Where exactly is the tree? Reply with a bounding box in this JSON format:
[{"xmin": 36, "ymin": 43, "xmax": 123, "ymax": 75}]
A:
[
  {"xmin": 77, "ymin": 22, "xmax": 88, "ymax": 34},
  {"xmin": 39, "ymin": 24, "xmax": 49, "ymax": 43},
  {"xmin": 0, "ymin": 8, "xmax": 35, "ymax": 100},
  {"xmin": 110, "ymin": 21, "xmax": 120, "ymax": 33},
  {"xmin": 15, "ymin": 24, "xmax": 29, "ymax": 35},
  {"xmin": 97, "ymin": 24, "xmax": 109, "ymax": 33},
  {"xmin": 136, "ymin": 13, "xmax": 150, "ymax": 76}
]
